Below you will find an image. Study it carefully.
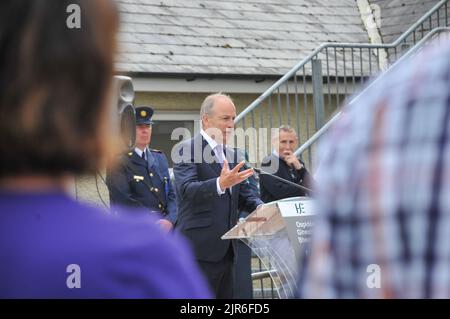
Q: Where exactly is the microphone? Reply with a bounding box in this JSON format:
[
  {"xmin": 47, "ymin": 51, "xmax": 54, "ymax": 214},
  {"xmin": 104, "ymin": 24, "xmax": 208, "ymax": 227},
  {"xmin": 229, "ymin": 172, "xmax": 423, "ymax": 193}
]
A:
[
  {"xmin": 234, "ymin": 150, "xmax": 312, "ymax": 194},
  {"xmin": 253, "ymin": 167, "xmax": 313, "ymax": 194}
]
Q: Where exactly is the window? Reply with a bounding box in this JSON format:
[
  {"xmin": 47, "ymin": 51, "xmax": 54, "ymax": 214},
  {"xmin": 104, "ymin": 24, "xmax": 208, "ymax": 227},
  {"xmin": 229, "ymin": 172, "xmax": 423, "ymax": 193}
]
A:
[{"xmin": 150, "ymin": 111, "xmax": 200, "ymax": 167}]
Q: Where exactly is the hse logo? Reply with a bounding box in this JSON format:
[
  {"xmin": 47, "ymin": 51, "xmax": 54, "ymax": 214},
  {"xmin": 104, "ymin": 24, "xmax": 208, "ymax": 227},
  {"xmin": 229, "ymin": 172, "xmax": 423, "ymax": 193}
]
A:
[{"xmin": 295, "ymin": 202, "xmax": 306, "ymax": 215}]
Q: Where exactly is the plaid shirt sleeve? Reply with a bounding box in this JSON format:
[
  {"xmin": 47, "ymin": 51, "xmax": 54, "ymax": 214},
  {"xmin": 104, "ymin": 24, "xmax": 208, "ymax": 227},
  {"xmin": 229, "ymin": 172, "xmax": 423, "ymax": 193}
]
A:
[{"xmin": 298, "ymin": 37, "xmax": 450, "ymax": 298}]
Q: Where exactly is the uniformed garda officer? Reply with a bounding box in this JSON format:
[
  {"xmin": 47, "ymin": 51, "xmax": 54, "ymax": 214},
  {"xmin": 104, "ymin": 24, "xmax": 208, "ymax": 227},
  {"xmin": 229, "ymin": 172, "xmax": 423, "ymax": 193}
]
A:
[{"xmin": 106, "ymin": 106, "xmax": 177, "ymax": 231}]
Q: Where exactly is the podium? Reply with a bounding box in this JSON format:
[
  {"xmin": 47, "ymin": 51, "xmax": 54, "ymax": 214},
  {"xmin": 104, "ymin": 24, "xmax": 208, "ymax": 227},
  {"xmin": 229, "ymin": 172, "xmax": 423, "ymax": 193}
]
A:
[{"xmin": 222, "ymin": 197, "xmax": 315, "ymax": 299}]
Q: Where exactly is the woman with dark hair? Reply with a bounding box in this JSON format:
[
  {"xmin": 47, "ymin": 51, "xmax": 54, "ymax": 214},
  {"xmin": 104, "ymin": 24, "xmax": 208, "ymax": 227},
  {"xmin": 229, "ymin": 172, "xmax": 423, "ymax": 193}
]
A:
[{"xmin": 0, "ymin": 0, "xmax": 211, "ymax": 298}]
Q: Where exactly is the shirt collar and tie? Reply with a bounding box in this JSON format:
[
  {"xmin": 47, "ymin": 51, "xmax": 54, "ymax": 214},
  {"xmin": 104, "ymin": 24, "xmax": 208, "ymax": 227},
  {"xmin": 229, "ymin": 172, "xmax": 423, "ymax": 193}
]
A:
[
  {"xmin": 200, "ymin": 129, "xmax": 227, "ymax": 165},
  {"xmin": 135, "ymin": 147, "xmax": 147, "ymax": 161}
]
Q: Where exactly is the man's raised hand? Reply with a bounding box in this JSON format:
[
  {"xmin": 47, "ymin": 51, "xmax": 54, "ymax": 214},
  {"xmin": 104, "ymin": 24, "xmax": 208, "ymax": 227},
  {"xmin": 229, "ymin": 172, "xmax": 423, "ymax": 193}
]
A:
[{"xmin": 218, "ymin": 159, "xmax": 254, "ymax": 191}]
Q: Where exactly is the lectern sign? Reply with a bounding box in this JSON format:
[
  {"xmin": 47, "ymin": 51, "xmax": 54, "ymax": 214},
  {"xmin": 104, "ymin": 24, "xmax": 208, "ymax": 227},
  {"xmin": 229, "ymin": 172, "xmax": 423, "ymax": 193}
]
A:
[
  {"xmin": 277, "ymin": 200, "xmax": 315, "ymax": 217},
  {"xmin": 277, "ymin": 198, "xmax": 315, "ymax": 263}
]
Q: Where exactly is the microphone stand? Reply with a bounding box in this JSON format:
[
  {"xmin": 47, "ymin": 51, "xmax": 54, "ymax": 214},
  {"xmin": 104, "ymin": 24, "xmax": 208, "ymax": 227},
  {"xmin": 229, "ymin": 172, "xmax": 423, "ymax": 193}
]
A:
[{"xmin": 253, "ymin": 167, "xmax": 313, "ymax": 195}]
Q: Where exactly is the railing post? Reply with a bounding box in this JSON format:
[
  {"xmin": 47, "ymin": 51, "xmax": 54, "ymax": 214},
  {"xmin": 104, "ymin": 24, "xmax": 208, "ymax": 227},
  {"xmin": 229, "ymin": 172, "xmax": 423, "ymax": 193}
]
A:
[{"xmin": 312, "ymin": 59, "xmax": 325, "ymax": 130}]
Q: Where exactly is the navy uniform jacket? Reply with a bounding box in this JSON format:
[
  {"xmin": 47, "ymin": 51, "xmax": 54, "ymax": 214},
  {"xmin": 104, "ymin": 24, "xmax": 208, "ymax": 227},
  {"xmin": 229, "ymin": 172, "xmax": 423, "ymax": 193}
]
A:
[
  {"xmin": 259, "ymin": 153, "xmax": 313, "ymax": 203},
  {"xmin": 106, "ymin": 149, "xmax": 177, "ymax": 224},
  {"xmin": 173, "ymin": 134, "xmax": 263, "ymax": 262}
]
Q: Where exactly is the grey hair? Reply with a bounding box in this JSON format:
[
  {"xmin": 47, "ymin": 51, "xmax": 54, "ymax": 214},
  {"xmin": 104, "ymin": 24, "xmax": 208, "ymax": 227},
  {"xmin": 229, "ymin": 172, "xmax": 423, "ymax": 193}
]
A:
[
  {"xmin": 200, "ymin": 92, "xmax": 233, "ymax": 118},
  {"xmin": 272, "ymin": 125, "xmax": 298, "ymax": 142}
]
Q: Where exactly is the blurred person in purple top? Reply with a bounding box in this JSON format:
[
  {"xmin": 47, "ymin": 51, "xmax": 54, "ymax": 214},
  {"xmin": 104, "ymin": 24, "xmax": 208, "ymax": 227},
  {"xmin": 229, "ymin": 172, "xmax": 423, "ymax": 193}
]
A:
[{"xmin": 0, "ymin": 0, "xmax": 211, "ymax": 298}]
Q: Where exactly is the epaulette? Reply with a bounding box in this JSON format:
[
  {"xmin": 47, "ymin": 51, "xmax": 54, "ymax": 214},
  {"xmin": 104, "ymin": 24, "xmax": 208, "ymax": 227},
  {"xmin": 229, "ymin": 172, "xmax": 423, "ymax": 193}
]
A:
[{"xmin": 149, "ymin": 148, "xmax": 162, "ymax": 153}]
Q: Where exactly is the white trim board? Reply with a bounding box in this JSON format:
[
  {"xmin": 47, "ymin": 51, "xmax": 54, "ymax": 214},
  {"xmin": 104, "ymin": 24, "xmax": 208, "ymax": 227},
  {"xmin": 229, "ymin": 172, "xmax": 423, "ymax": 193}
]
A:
[{"xmin": 133, "ymin": 77, "xmax": 358, "ymax": 95}]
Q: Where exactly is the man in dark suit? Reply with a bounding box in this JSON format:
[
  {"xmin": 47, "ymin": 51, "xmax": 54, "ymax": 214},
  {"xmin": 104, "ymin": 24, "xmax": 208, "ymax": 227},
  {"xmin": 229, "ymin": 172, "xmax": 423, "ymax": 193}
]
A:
[
  {"xmin": 259, "ymin": 125, "xmax": 313, "ymax": 203},
  {"xmin": 106, "ymin": 106, "xmax": 177, "ymax": 231},
  {"xmin": 173, "ymin": 93, "xmax": 263, "ymax": 298}
]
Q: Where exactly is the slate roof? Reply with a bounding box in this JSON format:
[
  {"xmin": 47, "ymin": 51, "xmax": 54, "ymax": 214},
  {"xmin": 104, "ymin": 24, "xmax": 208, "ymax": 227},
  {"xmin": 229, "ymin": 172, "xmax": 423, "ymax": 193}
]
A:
[
  {"xmin": 371, "ymin": 0, "xmax": 439, "ymax": 43},
  {"xmin": 116, "ymin": 0, "xmax": 369, "ymax": 76}
]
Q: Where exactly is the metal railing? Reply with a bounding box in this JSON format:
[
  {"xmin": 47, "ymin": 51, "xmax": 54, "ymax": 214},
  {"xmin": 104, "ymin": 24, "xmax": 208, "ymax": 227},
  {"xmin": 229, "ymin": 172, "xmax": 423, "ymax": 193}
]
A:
[
  {"xmin": 251, "ymin": 256, "xmax": 278, "ymax": 299},
  {"xmin": 294, "ymin": 26, "xmax": 450, "ymax": 158},
  {"xmin": 234, "ymin": 0, "xmax": 450, "ymax": 171}
]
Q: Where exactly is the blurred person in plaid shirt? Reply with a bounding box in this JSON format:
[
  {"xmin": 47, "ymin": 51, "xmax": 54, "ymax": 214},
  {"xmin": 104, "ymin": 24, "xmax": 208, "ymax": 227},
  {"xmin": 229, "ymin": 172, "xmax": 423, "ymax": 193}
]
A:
[{"xmin": 298, "ymin": 37, "xmax": 450, "ymax": 298}]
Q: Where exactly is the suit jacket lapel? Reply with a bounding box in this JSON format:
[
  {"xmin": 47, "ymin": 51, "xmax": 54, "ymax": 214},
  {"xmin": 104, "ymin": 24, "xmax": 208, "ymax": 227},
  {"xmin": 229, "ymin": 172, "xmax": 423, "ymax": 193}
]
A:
[
  {"xmin": 227, "ymin": 148, "xmax": 241, "ymax": 197},
  {"xmin": 225, "ymin": 147, "xmax": 237, "ymax": 167},
  {"xmin": 147, "ymin": 149, "xmax": 164, "ymax": 180},
  {"xmin": 199, "ymin": 134, "xmax": 239, "ymax": 178},
  {"xmin": 200, "ymin": 136, "xmax": 222, "ymax": 176},
  {"xmin": 146, "ymin": 149, "xmax": 156, "ymax": 171}
]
